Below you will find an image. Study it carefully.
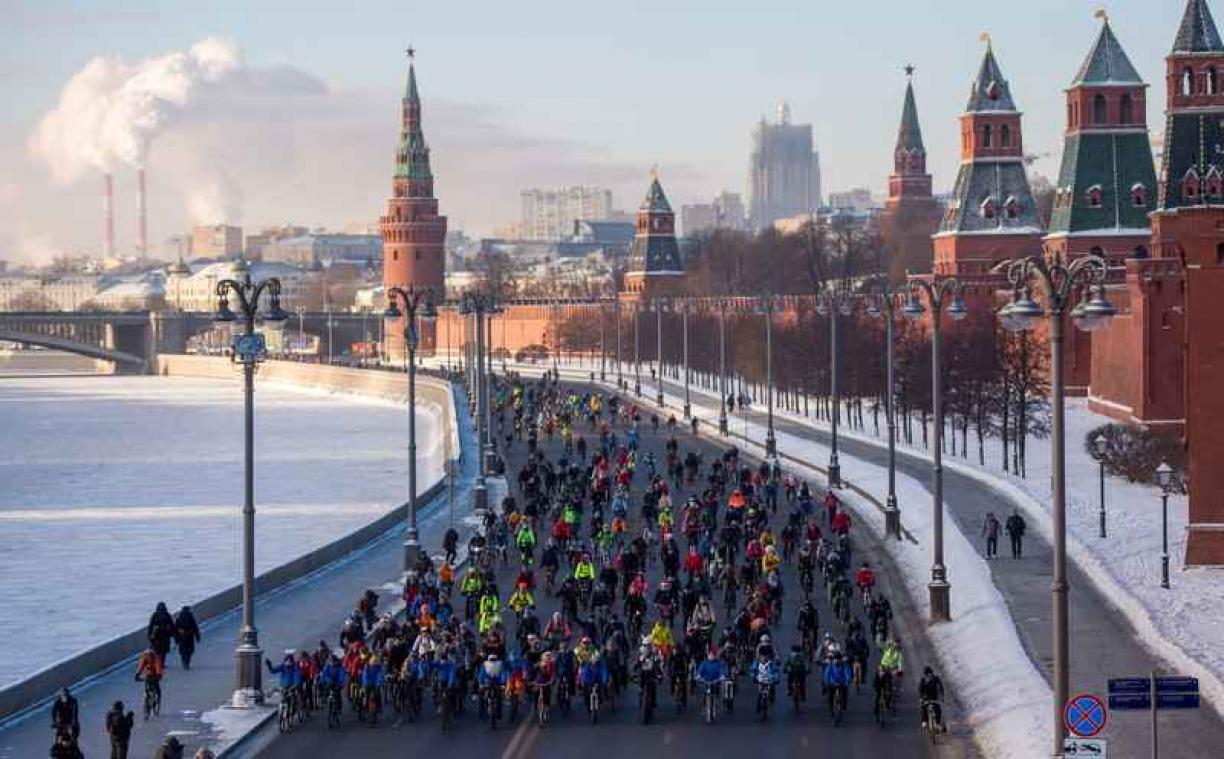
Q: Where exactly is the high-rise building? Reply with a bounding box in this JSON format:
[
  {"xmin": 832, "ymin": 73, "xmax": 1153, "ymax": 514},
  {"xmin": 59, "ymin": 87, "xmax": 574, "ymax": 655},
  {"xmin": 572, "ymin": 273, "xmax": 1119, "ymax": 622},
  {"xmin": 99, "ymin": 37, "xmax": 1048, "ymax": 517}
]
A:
[
  {"xmin": 189, "ymin": 225, "xmax": 244, "ymax": 259},
  {"xmin": 520, "ymin": 187, "xmax": 614, "ymax": 241},
  {"xmin": 880, "ymin": 69, "xmax": 940, "ymax": 280},
  {"xmin": 380, "ymin": 52, "xmax": 447, "ymax": 355},
  {"xmin": 679, "ymin": 192, "xmax": 745, "ymax": 236},
  {"xmin": 748, "ymin": 103, "xmax": 822, "ymax": 230}
]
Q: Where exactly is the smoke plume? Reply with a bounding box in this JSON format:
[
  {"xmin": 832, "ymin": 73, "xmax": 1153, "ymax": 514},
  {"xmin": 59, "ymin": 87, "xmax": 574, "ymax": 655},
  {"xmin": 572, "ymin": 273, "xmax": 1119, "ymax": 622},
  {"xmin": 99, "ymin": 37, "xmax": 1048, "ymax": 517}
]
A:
[{"xmin": 29, "ymin": 37, "xmax": 242, "ymax": 181}]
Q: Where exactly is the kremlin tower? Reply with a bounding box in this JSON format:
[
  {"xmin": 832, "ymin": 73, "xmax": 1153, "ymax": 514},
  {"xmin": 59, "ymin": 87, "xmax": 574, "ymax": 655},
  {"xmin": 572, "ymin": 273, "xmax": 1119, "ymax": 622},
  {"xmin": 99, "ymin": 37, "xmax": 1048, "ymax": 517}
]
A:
[
  {"xmin": 880, "ymin": 67, "xmax": 939, "ymax": 281},
  {"xmin": 381, "ymin": 50, "xmax": 447, "ymax": 358}
]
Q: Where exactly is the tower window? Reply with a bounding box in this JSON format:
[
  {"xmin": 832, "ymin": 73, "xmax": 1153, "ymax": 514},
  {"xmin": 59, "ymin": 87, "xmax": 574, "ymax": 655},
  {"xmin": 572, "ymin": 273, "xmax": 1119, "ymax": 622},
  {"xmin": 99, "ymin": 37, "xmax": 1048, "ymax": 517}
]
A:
[
  {"xmin": 1004, "ymin": 196, "xmax": 1020, "ymax": 219},
  {"xmin": 1001, "ymin": 124, "xmax": 1012, "ymax": 147},
  {"xmin": 393, "ymin": 251, "xmax": 398, "ymax": 261},
  {"xmin": 980, "ymin": 196, "xmax": 997, "ymax": 220},
  {"xmin": 1183, "ymin": 168, "xmax": 1201, "ymax": 199},
  {"xmin": 1217, "ymin": 242, "xmax": 1224, "ymax": 264},
  {"xmin": 1120, "ymin": 94, "xmax": 1134, "ymax": 125},
  {"xmin": 1132, "ymin": 183, "xmax": 1147, "ymax": 207},
  {"xmin": 982, "ymin": 124, "xmax": 993, "ymax": 148},
  {"xmin": 1067, "ymin": 103, "xmax": 1073, "ymax": 128},
  {"xmin": 1209, "ymin": 67, "xmax": 1219, "ymax": 95},
  {"xmin": 1093, "ymin": 94, "xmax": 1107, "ymax": 125},
  {"xmin": 1134, "ymin": 245, "xmax": 1149, "ymax": 259},
  {"xmin": 1207, "ymin": 167, "xmax": 1223, "ymax": 198},
  {"xmin": 1183, "ymin": 68, "xmax": 1195, "ymax": 96},
  {"xmin": 1085, "ymin": 185, "xmax": 1103, "ymax": 208}
]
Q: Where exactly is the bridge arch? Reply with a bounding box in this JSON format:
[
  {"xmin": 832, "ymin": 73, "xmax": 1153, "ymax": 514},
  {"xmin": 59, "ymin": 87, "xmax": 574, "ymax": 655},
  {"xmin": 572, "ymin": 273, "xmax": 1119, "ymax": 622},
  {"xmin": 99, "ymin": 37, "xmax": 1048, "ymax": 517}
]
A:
[{"xmin": 0, "ymin": 330, "xmax": 147, "ymax": 370}]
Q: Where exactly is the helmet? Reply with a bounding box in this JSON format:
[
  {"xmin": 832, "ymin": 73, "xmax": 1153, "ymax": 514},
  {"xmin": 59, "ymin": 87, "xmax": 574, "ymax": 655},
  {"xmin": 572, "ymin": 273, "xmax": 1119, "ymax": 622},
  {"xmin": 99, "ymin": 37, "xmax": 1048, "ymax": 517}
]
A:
[
  {"xmin": 581, "ymin": 636, "xmax": 592, "ymax": 645},
  {"xmin": 641, "ymin": 635, "xmax": 652, "ymax": 646},
  {"xmin": 487, "ymin": 653, "xmax": 500, "ymax": 662},
  {"xmin": 760, "ymin": 635, "xmax": 771, "ymax": 645},
  {"xmin": 707, "ymin": 651, "xmax": 717, "ymax": 661}
]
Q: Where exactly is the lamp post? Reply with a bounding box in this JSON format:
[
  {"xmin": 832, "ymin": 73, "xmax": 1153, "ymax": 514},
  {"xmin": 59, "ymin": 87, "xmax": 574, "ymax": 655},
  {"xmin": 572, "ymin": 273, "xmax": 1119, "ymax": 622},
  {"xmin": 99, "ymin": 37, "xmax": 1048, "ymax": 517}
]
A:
[
  {"xmin": 551, "ymin": 300, "xmax": 560, "ymax": 375},
  {"xmin": 757, "ymin": 294, "xmax": 779, "ymax": 458},
  {"xmin": 213, "ymin": 260, "xmax": 289, "ymax": 706},
  {"xmin": 867, "ymin": 278, "xmax": 902, "ymax": 540},
  {"xmin": 1156, "ymin": 461, "xmax": 1174, "ymax": 589},
  {"xmin": 815, "ymin": 285, "xmax": 858, "ymax": 488},
  {"xmin": 1093, "ymin": 433, "xmax": 1108, "ymax": 539},
  {"xmin": 679, "ymin": 300, "xmax": 692, "ymax": 418},
  {"xmin": 460, "ymin": 289, "xmax": 502, "ymax": 518},
  {"xmin": 998, "ymin": 253, "xmax": 1115, "ymax": 755},
  {"xmin": 385, "ymin": 286, "xmax": 437, "ymax": 574},
  {"xmin": 651, "ymin": 298, "xmax": 667, "ymax": 407},
  {"xmin": 633, "ymin": 302, "xmax": 642, "ymax": 397},
  {"xmin": 716, "ymin": 298, "xmax": 729, "ymax": 435},
  {"xmin": 902, "ymin": 276, "xmax": 967, "ymax": 624},
  {"xmin": 599, "ymin": 300, "xmax": 608, "ymax": 382},
  {"xmin": 615, "ymin": 290, "xmax": 624, "ymax": 390}
]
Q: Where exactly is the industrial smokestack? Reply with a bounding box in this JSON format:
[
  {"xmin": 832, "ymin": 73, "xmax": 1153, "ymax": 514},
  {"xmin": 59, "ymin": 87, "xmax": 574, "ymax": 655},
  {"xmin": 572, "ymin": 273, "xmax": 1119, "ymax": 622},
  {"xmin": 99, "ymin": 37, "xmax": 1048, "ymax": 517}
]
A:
[
  {"xmin": 137, "ymin": 167, "xmax": 148, "ymax": 257},
  {"xmin": 103, "ymin": 172, "xmax": 115, "ymax": 258}
]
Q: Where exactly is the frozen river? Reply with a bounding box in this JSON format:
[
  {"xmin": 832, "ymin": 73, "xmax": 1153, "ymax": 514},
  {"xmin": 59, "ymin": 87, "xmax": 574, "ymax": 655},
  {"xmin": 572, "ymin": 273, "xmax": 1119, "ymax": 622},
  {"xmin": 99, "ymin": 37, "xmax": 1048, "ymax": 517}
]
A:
[{"xmin": 0, "ymin": 363, "xmax": 443, "ymax": 687}]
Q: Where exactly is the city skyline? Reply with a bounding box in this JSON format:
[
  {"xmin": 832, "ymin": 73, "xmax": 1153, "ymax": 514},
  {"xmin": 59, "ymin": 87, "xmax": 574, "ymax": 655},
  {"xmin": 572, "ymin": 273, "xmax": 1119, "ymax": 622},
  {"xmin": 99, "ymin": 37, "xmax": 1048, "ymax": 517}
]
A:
[{"xmin": 0, "ymin": 1, "xmax": 1195, "ymax": 263}]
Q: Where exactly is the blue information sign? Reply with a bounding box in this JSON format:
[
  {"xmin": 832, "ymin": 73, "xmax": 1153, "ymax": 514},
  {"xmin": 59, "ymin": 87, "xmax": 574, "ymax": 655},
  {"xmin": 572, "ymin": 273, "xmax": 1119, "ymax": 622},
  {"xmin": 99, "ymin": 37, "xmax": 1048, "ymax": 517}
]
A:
[
  {"xmin": 1158, "ymin": 693, "xmax": 1201, "ymax": 709},
  {"xmin": 1109, "ymin": 693, "xmax": 1151, "ymax": 710},
  {"xmin": 1108, "ymin": 678, "xmax": 1150, "ymax": 694},
  {"xmin": 1156, "ymin": 677, "xmax": 1199, "ymax": 694}
]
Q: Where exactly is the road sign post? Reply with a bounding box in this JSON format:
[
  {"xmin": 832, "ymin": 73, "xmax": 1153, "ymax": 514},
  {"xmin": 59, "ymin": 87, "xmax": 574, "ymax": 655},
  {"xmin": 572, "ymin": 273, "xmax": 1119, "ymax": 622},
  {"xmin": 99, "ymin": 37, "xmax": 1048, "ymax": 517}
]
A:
[
  {"xmin": 1108, "ymin": 671, "xmax": 1200, "ymax": 759},
  {"xmin": 1065, "ymin": 693, "xmax": 1107, "ymax": 738}
]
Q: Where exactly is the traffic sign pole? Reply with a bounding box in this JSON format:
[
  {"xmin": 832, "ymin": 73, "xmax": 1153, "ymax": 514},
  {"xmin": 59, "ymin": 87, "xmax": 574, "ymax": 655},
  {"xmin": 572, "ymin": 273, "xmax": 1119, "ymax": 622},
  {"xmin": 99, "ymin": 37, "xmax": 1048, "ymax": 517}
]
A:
[{"xmin": 1151, "ymin": 669, "xmax": 1158, "ymax": 759}]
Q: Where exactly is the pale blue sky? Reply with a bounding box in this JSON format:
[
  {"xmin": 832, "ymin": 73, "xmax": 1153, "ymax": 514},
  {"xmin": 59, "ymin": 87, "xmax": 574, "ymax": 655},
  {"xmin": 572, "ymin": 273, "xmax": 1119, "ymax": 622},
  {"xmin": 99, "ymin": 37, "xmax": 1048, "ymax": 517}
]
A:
[{"xmin": 0, "ymin": 1, "xmax": 1201, "ymax": 259}]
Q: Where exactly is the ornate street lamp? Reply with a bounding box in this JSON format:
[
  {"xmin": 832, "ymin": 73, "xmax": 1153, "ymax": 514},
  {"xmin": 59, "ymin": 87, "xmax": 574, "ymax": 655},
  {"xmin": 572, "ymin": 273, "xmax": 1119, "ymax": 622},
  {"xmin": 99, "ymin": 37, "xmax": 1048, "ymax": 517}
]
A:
[
  {"xmin": 385, "ymin": 286, "xmax": 437, "ymax": 573},
  {"xmin": 997, "ymin": 253, "xmax": 1114, "ymax": 754},
  {"xmin": 756, "ymin": 293, "xmax": 780, "ymax": 458},
  {"xmin": 649, "ymin": 298, "xmax": 669, "ymax": 407},
  {"xmin": 213, "ymin": 260, "xmax": 288, "ymax": 706},
  {"xmin": 459, "ymin": 289, "xmax": 502, "ymax": 518},
  {"xmin": 815, "ymin": 285, "xmax": 859, "ymax": 488},
  {"xmin": 1156, "ymin": 461, "xmax": 1175, "ymax": 590},
  {"xmin": 903, "ymin": 276, "xmax": 968, "ymax": 624},
  {"xmin": 1093, "ymin": 433, "xmax": 1109, "ymax": 539}
]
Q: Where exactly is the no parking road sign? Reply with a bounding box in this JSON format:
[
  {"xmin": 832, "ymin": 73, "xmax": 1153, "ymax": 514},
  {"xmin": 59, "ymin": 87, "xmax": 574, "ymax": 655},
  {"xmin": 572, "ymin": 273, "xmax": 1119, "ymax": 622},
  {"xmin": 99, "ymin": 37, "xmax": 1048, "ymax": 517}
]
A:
[{"xmin": 1065, "ymin": 693, "xmax": 1107, "ymax": 738}]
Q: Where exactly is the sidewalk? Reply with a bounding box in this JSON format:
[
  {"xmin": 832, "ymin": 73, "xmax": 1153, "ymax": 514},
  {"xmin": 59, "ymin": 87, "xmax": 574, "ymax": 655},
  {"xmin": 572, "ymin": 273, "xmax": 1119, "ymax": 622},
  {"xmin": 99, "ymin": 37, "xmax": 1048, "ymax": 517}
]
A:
[{"xmin": 0, "ymin": 385, "xmax": 481, "ymax": 759}]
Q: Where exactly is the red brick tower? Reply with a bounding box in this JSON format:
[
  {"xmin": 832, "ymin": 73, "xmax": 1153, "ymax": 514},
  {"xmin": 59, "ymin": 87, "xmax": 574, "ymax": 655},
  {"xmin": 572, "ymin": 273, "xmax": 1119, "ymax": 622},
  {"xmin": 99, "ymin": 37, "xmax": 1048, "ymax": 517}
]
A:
[
  {"xmin": 1150, "ymin": 0, "xmax": 1224, "ymax": 564},
  {"xmin": 880, "ymin": 67, "xmax": 940, "ymax": 281},
  {"xmin": 621, "ymin": 172, "xmax": 687, "ymax": 303},
  {"xmin": 931, "ymin": 39, "xmax": 1043, "ymax": 304},
  {"xmin": 1048, "ymin": 15, "xmax": 1159, "ymax": 395},
  {"xmin": 381, "ymin": 50, "xmax": 447, "ymax": 357}
]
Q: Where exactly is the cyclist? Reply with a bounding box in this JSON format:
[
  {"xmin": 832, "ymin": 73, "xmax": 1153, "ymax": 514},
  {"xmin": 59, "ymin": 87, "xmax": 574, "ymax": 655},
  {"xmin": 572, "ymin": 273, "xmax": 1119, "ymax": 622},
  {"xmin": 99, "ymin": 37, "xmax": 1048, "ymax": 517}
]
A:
[
  {"xmin": 135, "ymin": 646, "xmax": 165, "ymax": 717},
  {"xmin": 361, "ymin": 654, "xmax": 386, "ymax": 723},
  {"xmin": 879, "ymin": 638, "xmax": 904, "ymax": 683},
  {"xmin": 516, "ymin": 521, "xmax": 537, "ymax": 563},
  {"xmin": 265, "ymin": 651, "xmax": 302, "ymax": 718},
  {"xmin": 855, "ymin": 562, "xmax": 876, "ymax": 607},
  {"xmin": 783, "ymin": 644, "xmax": 809, "ymax": 705},
  {"xmin": 751, "ymin": 650, "xmax": 781, "ymax": 707},
  {"xmin": 51, "ymin": 688, "xmax": 80, "ymax": 742},
  {"xmin": 319, "ymin": 652, "xmax": 346, "ymax": 710},
  {"xmin": 918, "ymin": 666, "xmax": 946, "ymax": 732},
  {"xmin": 649, "ymin": 618, "xmax": 675, "ymax": 659},
  {"xmin": 508, "ymin": 582, "xmax": 535, "ymax": 623},
  {"xmin": 460, "ymin": 566, "xmax": 484, "ymax": 620},
  {"xmin": 822, "ymin": 652, "xmax": 853, "ymax": 718},
  {"xmin": 694, "ymin": 650, "xmax": 726, "ymax": 716},
  {"xmin": 797, "ymin": 599, "xmax": 819, "ymax": 655}
]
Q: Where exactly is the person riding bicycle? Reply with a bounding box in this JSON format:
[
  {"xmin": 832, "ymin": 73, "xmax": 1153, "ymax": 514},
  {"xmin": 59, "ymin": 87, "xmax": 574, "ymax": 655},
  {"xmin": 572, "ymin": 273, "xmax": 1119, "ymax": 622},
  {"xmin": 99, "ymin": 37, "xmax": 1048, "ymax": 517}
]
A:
[
  {"xmin": 135, "ymin": 646, "xmax": 166, "ymax": 709},
  {"xmin": 573, "ymin": 553, "xmax": 597, "ymax": 585},
  {"xmin": 265, "ymin": 650, "xmax": 302, "ymax": 708},
  {"xmin": 516, "ymin": 522, "xmax": 537, "ymax": 561},
  {"xmin": 777, "ymin": 643, "xmax": 802, "ymax": 694},
  {"xmin": 360, "ymin": 654, "xmax": 386, "ymax": 717},
  {"xmin": 918, "ymin": 666, "xmax": 946, "ymax": 732},
  {"xmin": 649, "ymin": 619, "xmax": 675, "ymax": 658},
  {"xmin": 687, "ymin": 595, "xmax": 716, "ymax": 640},
  {"xmin": 879, "ymin": 638, "xmax": 904, "ymax": 680},
  {"xmin": 478, "ymin": 591, "xmax": 502, "ymax": 635},
  {"xmin": 755, "ymin": 633, "xmax": 776, "ymax": 662},
  {"xmin": 319, "ymin": 652, "xmax": 346, "ymax": 703},
  {"xmin": 508, "ymin": 582, "xmax": 534, "ymax": 620},
  {"xmin": 694, "ymin": 650, "xmax": 726, "ymax": 700},
  {"xmin": 855, "ymin": 562, "xmax": 876, "ymax": 600},
  {"xmin": 460, "ymin": 567, "xmax": 484, "ymax": 618},
  {"xmin": 751, "ymin": 650, "xmax": 781, "ymax": 698},
  {"xmin": 822, "ymin": 652, "xmax": 853, "ymax": 715},
  {"xmin": 544, "ymin": 611, "xmax": 571, "ymax": 646}
]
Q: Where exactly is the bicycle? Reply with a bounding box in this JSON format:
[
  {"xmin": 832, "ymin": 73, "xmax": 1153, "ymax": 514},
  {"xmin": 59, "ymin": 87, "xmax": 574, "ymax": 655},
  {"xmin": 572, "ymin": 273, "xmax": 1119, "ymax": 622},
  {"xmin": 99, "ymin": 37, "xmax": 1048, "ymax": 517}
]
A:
[
  {"xmin": 587, "ymin": 682, "xmax": 602, "ymax": 724},
  {"xmin": 326, "ymin": 686, "xmax": 342, "ymax": 730},
  {"xmin": 829, "ymin": 685, "xmax": 847, "ymax": 727},
  {"xmin": 535, "ymin": 683, "xmax": 553, "ymax": 727},
  {"xmin": 721, "ymin": 676, "xmax": 736, "ymax": 714},
  {"xmin": 874, "ymin": 678, "xmax": 895, "ymax": 727},
  {"xmin": 140, "ymin": 677, "xmax": 161, "ymax": 721},
  {"xmin": 698, "ymin": 679, "xmax": 720, "ymax": 724},
  {"xmin": 755, "ymin": 680, "xmax": 773, "ymax": 722},
  {"xmin": 921, "ymin": 699, "xmax": 945, "ymax": 744},
  {"xmin": 276, "ymin": 687, "xmax": 298, "ymax": 733}
]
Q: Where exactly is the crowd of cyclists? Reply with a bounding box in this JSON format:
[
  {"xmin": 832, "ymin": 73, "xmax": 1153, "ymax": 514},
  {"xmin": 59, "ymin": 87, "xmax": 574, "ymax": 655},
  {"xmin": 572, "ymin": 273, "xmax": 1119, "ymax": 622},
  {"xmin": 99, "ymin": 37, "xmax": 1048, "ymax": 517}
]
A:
[{"xmin": 261, "ymin": 370, "xmax": 948, "ymax": 740}]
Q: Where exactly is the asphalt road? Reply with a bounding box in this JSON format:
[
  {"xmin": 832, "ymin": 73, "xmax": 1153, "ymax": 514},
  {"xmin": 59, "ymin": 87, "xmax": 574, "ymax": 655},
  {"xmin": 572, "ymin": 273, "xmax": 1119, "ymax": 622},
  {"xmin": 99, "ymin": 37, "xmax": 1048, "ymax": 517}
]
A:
[
  {"xmin": 262, "ymin": 376, "xmax": 949, "ymax": 758},
  {"xmin": 643, "ymin": 372, "xmax": 1224, "ymax": 756}
]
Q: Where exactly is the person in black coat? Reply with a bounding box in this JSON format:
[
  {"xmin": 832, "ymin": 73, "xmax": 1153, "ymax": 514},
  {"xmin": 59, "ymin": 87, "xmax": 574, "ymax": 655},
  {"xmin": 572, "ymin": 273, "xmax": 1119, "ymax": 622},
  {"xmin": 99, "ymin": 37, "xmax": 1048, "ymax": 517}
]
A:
[
  {"xmin": 1005, "ymin": 510, "xmax": 1027, "ymax": 559},
  {"xmin": 174, "ymin": 606, "xmax": 201, "ymax": 670},
  {"xmin": 147, "ymin": 602, "xmax": 176, "ymax": 665},
  {"xmin": 50, "ymin": 688, "xmax": 79, "ymax": 740},
  {"xmin": 106, "ymin": 700, "xmax": 135, "ymax": 759}
]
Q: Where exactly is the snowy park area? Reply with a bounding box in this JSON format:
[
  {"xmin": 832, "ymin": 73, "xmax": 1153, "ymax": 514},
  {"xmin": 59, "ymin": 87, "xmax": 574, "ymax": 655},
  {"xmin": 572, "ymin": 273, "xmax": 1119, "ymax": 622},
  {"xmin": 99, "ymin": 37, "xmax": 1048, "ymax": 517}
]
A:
[{"xmin": 0, "ymin": 374, "xmax": 444, "ymax": 687}]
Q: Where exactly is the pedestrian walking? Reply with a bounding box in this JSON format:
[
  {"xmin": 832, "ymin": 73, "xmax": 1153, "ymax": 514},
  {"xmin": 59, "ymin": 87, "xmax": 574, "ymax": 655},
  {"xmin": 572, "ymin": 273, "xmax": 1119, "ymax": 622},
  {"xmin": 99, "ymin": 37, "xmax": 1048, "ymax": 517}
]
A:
[
  {"xmin": 106, "ymin": 700, "xmax": 134, "ymax": 759},
  {"xmin": 154, "ymin": 736, "xmax": 184, "ymax": 759},
  {"xmin": 174, "ymin": 605, "xmax": 201, "ymax": 670},
  {"xmin": 50, "ymin": 730, "xmax": 83, "ymax": 759},
  {"xmin": 1005, "ymin": 510, "xmax": 1027, "ymax": 559},
  {"xmin": 982, "ymin": 512, "xmax": 1001, "ymax": 559},
  {"xmin": 50, "ymin": 688, "xmax": 79, "ymax": 742},
  {"xmin": 147, "ymin": 602, "xmax": 175, "ymax": 665}
]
